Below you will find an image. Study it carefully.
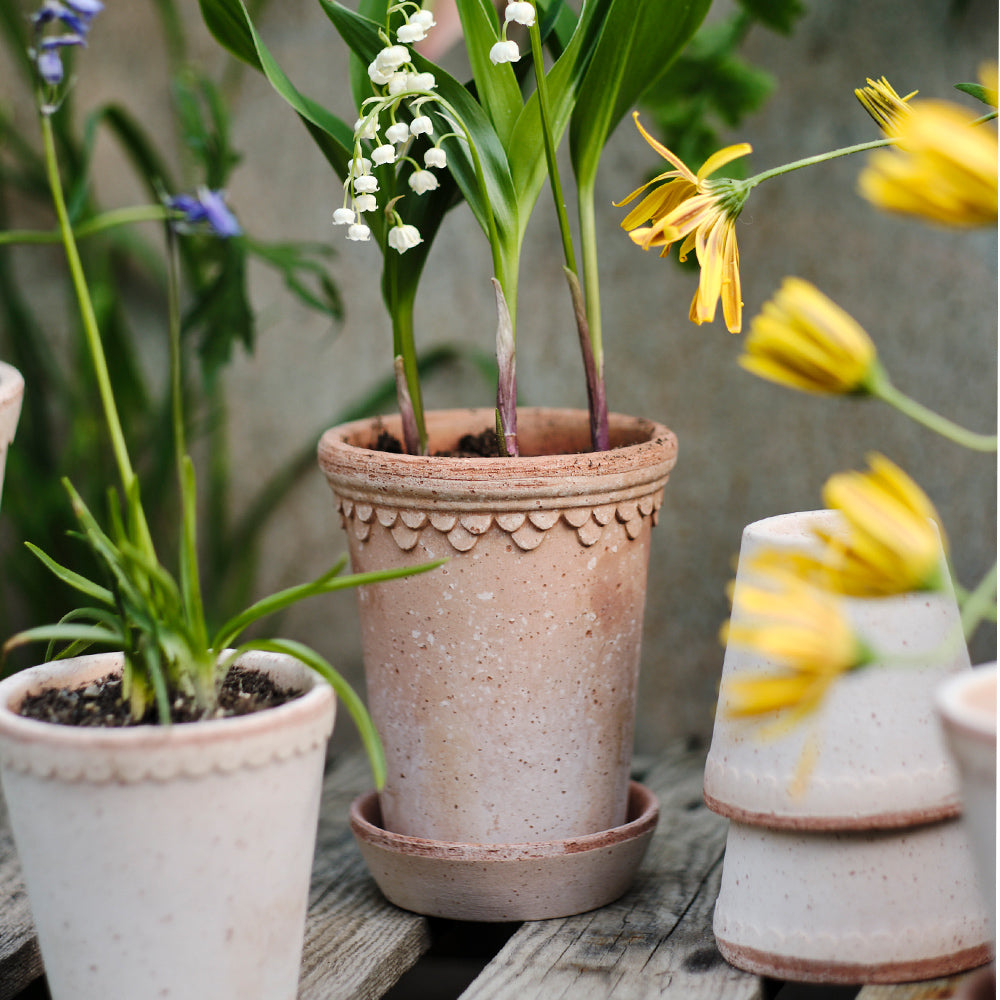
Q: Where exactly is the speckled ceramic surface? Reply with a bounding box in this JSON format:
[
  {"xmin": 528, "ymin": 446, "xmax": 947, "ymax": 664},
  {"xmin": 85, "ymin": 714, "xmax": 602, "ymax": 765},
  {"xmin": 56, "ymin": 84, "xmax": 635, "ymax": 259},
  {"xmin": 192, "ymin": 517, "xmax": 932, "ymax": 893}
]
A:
[
  {"xmin": 350, "ymin": 780, "xmax": 659, "ymax": 921},
  {"xmin": 319, "ymin": 408, "xmax": 677, "ymax": 844},
  {"xmin": 713, "ymin": 818, "xmax": 993, "ymax": 983},
  {"xmin": 0, "ymin": 650, "xmax": 335, "ymax": 1000},
  {"xmin": 0, "ymin": 361, "xmax": 24, "ymax": 506},
  {"xmin": 937, "ymin": 662, "xmax": 997, "ymax": 931},
  {"xmin": 703, "ymin": 509, "xmax": 969, "ymax": 830}
]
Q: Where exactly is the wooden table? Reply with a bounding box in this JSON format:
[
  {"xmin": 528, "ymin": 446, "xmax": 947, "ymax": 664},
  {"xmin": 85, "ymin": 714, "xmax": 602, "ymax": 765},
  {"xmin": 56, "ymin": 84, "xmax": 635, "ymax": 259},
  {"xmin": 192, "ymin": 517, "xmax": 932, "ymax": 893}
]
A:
[{"xmin": 0, "ymin": 740, "xmax": 986, "ymax": 999}]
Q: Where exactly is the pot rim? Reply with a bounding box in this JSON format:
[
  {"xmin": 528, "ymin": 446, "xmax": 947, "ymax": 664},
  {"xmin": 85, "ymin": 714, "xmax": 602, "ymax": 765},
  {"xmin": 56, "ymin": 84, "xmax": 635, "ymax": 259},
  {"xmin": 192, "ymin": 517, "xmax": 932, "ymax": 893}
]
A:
[
  {"xmin": 937, "ymin": 662, "xmax": 997, "ymax": 746},
  {"xmin": 0, "ymin": 648, "xmax": 334, "ymax": 754},
  {"xmin": 318, "ymin": 407, "xmax": 678, "ymax": 507}
]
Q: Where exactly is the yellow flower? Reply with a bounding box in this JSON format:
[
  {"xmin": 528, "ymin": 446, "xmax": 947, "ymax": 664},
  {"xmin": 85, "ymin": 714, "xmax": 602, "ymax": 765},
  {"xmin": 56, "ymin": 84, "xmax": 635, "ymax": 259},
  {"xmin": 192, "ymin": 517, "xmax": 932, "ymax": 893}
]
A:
[
  {"xmin": 858, "ymin": 91, "xmax": 998, "ymax": 227},
  {"xmin": 617, "ymin": 112, "xmax": 752, "ymax": 333},
  {"xmin": 739, "ymin": 278, "xmax": 879, "ymax": 395},
  {"xmin": 721, "ymin": 564, "xmax": 867, "ymax": 725},
  {"xmin": 855, "ymin": 77, "xmax": 917, "ymax": 136},
  {"xmin": 819, "ymin": 453, "xmax": 946, "ymax": 596}
]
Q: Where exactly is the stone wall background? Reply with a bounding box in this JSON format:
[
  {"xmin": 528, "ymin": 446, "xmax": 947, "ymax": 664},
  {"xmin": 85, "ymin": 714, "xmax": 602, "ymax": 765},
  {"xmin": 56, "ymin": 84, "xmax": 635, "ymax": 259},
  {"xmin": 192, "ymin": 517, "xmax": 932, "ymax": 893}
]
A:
[{"xmin": 3, "ymin": 0, "xmax": 997, "ymax": 754}]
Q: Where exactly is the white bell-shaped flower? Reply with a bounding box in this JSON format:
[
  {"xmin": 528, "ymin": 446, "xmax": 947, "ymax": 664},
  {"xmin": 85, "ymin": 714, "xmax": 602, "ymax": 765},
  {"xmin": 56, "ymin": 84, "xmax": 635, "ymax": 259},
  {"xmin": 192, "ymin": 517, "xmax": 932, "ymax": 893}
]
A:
[
  {"xmin": 424, "ymin": 147, "xmax": 447, "ymax": 169},
  {"xmin": 354, "ymin": 174, "xmax": 379, "ymax": 194},
  {"xmin": 371, "ymin": 143, "xmax": 397, "ymax": 165},
  {"xmin": 385, "ymin": 122, "xmax": 411, "ymax": 144},
  {"xmin": 347, "ymin": 222, "xmax": 372, "ymax": 242},
  {"xmin": 332, "ymin": 207, "xmax": 355, "ymax": 225},
  {"xmin": 387, "ymin": 223, "xmax": 423, "ymax": 253},
  {"xmin": 354, "ymin": 193, "xmax": 378, "ymax": 213},
  {"xmin": 504, "ymin": 2, "xmax": 535, "ymax": 26},
  {"xmin": 489, "ymin": 39, "xmax": 520, "ymax": 65},
  {"xmin": 410, "ymin": 115, "xmax": 433, "ymax": 137},
  {"xmin": 408, "ymin": 169, "xmax": 439, "ymax": 194}
]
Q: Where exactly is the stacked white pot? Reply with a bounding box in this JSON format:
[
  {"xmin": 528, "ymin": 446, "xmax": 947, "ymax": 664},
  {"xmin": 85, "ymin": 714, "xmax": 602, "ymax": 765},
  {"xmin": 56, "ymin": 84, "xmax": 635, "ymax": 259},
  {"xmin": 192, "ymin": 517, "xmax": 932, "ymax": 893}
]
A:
[{"xmin": 703, "ymin": 511, "xmax": 993, "ymax": 984}]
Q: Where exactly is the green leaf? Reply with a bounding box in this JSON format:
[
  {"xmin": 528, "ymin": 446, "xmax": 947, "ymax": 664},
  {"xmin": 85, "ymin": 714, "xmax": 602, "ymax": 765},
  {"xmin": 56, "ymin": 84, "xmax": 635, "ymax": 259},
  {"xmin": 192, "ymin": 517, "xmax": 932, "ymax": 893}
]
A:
[
  {"xmin": 453, "ymin": 0, "xmax": 522, "ymax": 145},
  {"xmin": 735, "ymin": 0, "xmax": 805, "ymax": 35},
  {"xmin": 569, "ymin": 0, "xmax": 711, "ymax": 189},
  {"xmin": 23, "ymin": 542, "xmax": 114, "ymax": 606},
  {"xmin": 197, "ymin": 0, "xmax": 262, "ymax": 70},
  {"xmin": 955, "ymin": 82, "xmax": 997, "ymax": 107},
  {"xmin": 240, "ymin": 637, "xmax": 387, "ymax": 789}
]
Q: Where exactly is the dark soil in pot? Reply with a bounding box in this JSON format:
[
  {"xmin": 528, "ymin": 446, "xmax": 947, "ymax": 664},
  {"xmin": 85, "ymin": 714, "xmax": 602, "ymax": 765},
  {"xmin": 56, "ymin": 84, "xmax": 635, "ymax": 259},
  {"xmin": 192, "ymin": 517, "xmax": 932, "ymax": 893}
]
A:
[{"xmin": 15, "ymin": 665, "xmax": 301, "ymax": 726}]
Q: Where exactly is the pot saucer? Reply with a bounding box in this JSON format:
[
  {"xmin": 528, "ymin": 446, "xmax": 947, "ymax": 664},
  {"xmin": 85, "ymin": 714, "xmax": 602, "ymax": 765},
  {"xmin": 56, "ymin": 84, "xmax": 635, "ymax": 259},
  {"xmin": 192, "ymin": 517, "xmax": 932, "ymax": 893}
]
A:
[{"xmin": 349, "ymin": 780, "xmax": 659, "ymax": 921}]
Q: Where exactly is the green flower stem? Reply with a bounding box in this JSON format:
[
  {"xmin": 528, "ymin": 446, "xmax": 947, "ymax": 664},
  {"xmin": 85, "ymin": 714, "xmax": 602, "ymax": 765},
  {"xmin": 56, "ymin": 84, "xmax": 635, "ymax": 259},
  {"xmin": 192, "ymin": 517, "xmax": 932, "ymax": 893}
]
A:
[
  {"xmin": 528, "ymin": 19, "xmax": 576, "ymax": 275},
  {"xmin": 743, "ymin": 137, "xmax": 894, "ymax": 191},
  {"xmin": 960, "ymin": 563, "xmax": 998, "ymax": 640},
  {"xmin": 577, "ymin": 175, "xmax": 602, "ymax": 370},
  {"xmin": 869, "ymin": 370, "xmax": 998, "ymax": 452},
  {"xmin": 0, "ymin": 205, "xmax": 171, "ymax": 246},
  {"xmin": 39, "ymin": 102, "xmax": 154, "ymax": 559}
]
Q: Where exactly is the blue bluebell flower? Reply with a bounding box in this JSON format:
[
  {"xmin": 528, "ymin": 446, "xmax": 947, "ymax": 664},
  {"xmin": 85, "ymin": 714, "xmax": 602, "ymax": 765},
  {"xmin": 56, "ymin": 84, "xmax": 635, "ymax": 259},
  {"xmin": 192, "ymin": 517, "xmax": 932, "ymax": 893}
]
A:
[
  {"xmin": 30, "ymin": 0, "xmax": 103, "ymax": 90},
  {"xmin": 166, "ymin": 189, "xmax": 242, "ymax": 238}
]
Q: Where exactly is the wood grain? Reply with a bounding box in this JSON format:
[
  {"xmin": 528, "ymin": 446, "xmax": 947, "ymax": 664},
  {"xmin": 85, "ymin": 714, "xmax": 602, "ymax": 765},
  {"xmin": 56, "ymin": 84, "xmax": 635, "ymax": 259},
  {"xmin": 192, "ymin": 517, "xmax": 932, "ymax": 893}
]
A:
[
  {"xmin": 458, "ymin": 741, "xmax": 765, "ymax": 1000},
  {"xmin": 0, "ymin": 798, "xmax": 41, "ymax": 1000}
]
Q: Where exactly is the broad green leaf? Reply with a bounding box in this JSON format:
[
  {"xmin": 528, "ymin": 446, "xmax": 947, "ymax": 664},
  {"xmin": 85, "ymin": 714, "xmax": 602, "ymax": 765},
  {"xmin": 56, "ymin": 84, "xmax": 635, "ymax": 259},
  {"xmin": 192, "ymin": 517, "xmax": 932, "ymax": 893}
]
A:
[
  {"xmin": 197, "ymin": 0, "xmax": 262, "ymax": 70},
  {"xmin": 453, "ymin": 0, "xmax": 522, "ymax": 146},
  {"xmin": 23, "ymin": 542, "xmax": 114, "ymax": 606},
  {"xmin": 569, "ymin": 0, "xmax": 711, "ymax": 189}
]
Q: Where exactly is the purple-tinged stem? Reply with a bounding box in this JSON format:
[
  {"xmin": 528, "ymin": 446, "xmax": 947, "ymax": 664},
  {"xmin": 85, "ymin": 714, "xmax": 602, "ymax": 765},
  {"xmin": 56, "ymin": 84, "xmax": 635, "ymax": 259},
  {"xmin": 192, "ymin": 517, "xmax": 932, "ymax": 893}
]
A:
[
  {"xmin": 491, "ymin": 278, "xmax": 518, "ymax": 457},
  {"xmin": 564, "ymin": 268, "xmax": 608, "ymax": 452},
  {"xmin": 393, "ymin": 356, "xmax": 421, "ymax": 455}
]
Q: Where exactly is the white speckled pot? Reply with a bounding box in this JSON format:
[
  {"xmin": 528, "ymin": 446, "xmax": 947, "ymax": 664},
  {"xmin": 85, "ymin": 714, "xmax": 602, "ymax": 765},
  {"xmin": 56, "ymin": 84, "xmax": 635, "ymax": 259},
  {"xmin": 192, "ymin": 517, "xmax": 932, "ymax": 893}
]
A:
[
  {"xmin": 703, "ymin": 509, "xmax": 969, "ymax": 830},
  {"xmin": 0, "ymin": 361, "xmax": 24, "ymax": 507},
  {"xmin": 937, "ymin": 662, "xmax": 997, "ymax": 933},
  {"xmin": 0, "ymin": 650, "xmax": 335, "ymax": 1000},
  {"xmin": 712, "ymin": 818, "xmax": 992, "ymax": 983},
  {"xmin": 318, "ymin": 408, "xmax": 677, "ymax": 844}
]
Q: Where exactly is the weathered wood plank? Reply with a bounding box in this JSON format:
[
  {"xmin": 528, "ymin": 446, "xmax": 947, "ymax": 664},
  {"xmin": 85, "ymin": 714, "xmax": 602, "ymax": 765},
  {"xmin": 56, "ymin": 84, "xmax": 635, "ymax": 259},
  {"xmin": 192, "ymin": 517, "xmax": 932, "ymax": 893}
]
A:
[
  {"xmin": 0, "ymin": 797, "xmax": 41, "ymax": 1000},
  {"xmin": 857, "ymin": 970, "xmax": 990, "ymax": 999},
  {"xmin": 459, "ymin": 740, "xmax": 765, "ymax": 1000},
  {"xmin": 298, "ymin": 752, "xmax": 432, "ymax": 1000}
]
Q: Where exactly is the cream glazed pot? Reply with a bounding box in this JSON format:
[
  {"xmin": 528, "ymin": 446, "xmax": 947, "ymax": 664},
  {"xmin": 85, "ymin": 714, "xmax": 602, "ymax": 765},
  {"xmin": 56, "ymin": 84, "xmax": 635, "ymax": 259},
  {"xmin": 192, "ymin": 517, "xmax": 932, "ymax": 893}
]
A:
[
  {"xmin": 0, "ymin": 361, "xmax": 24, "ymax": 505},
  {"xmin": 0, "ymin": 650, "xmax": 335, "ymax": 1000},
  {"xmin": 704, "ymin": 509, "xmax": 970, "ymax": 830},
  {"xmin": 318, "ymin": 408, "xmax": 677, "ymax": 844}
]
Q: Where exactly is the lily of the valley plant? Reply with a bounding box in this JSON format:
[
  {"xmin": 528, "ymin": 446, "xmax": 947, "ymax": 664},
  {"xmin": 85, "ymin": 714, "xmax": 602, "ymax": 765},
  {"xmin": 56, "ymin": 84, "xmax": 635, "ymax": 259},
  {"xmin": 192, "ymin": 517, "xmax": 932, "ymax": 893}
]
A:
[
  {"xmin": 6, "ymin": 0, "xmax": 445, "ymax": 788},
  {"xmin": 198, "ymin": 0, "xmax": 711, "ymax": 455},
  {"xmin": 620, "ymin": 67, "xmax": 998, "ymax": 728}
]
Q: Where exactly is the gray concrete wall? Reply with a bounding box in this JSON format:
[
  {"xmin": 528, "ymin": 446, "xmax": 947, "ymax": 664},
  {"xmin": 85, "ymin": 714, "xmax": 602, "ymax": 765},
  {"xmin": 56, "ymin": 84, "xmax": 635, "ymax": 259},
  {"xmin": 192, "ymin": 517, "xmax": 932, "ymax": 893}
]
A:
[{"xmin": 5, "ymin": 0, "xmax": 997, "ymax": 754}]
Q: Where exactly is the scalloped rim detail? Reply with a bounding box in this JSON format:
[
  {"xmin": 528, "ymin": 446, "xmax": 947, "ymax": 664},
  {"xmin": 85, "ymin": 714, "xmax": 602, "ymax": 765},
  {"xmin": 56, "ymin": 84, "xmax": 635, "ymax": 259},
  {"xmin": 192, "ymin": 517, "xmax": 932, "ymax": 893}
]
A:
[
  {"xmin": 338, "ymin": 495, "xmax": 663, "ymax": 552},
  {"xmin": 0, "ymin": 651, "xmax": 335, "ymax": 784}
]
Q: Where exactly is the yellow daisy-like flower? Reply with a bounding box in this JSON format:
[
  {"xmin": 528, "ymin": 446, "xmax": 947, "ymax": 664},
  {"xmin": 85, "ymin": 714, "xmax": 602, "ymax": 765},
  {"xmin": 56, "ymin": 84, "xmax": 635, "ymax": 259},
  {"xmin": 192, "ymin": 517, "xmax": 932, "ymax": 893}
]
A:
[
  {"xmin": 617, "ymin": 112, "xmax": 752, "ymax": 333},
  {"xmin": 721, "ymin": 564, "xmax": 867, "ymax": 725},
  {"xmin": 855, "ymin": 76, "xmax": 917, "ymax": 136},
  {"xmin": 739, "ymin": 277, "xmax": 879, "ymax": 395},
  {"xmin": 820, "ymin": 453, "xmax": 946, "ymax": 596},
  {"xmin": 859, "ymin": 89, "xmax": 998, "ymax": 227}
]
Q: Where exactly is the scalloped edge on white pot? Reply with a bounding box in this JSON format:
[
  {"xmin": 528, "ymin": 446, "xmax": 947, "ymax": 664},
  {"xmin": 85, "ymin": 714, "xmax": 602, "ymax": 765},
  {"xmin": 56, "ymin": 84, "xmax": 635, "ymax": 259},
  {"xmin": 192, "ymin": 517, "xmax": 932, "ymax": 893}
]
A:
[
  {"xmin": 0, "ymin": 649, "xmax": 335, "ymax": 1000},
  {"xmin": 0, "ymin": 361, "xmax": 24, "ymax": 507},
  {"xmin": 704, "ymin": 510, "xmax": 969, "ymax": 830},
  {"xmin": 937, "ymin": 661, "xmax": 997, "ymax": 931}
]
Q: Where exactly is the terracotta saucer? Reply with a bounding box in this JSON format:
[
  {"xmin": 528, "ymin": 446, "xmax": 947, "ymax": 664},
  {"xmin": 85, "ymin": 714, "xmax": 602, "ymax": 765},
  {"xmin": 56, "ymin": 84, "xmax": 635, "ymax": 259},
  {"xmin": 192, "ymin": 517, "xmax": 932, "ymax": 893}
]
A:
[{"xmin": 349, "ymin": 780, "xmax": 659, "ymax": 921}]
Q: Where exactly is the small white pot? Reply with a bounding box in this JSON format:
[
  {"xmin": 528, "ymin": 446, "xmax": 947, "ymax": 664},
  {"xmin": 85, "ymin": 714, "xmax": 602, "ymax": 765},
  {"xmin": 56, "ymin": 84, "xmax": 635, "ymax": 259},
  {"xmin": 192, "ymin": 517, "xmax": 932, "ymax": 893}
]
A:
[
  {"xmin": 0, "ymin": 361, "xmax": 24, "ymax": 506},
  {"xmin": 0, "ymin": 649, "xmax": 335, "ymax": 1000},
  {"xmin": 937, "ymin": 662, "xmax": 997, "ymax": 932},
  {"xmin": 704, "ymin": 510, "xmax": 969, "ymax": 829},
  {"xmin": 713, "ymin": 817, "xmax": 993, "ymax": 983}
]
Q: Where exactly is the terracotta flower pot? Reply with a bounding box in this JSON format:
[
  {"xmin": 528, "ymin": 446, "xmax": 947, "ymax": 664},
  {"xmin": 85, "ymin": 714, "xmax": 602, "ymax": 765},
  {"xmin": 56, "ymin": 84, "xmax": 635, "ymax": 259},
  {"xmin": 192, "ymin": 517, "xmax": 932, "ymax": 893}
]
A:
[
  {"xmin": 0, "ymin": 649, "xmax": 335, "ymax": 1000},
  {"xmin": 0, "ymin": 361, "xmax": 24, "ymax": 506},
  {"xmin": 318, "ymin": 407, "xmax": 677, "ymax": 844}
]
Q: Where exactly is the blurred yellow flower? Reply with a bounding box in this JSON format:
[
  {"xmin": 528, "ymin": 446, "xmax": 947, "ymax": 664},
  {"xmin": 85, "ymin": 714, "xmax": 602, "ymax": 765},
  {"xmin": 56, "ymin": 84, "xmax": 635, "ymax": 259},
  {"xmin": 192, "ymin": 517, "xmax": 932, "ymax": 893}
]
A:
[
  {"xmin": 855, "ymin": 77, "xmax": 917, "ymax": 136},
  {"xmin": 859, "ymin": 89, "xmax": 998, "ymax": 227},
  {"xmin": 617, "ymin": 112, "xmax": 752, "ymax": 333},
  {"xmin": 721, "ymin": 565, "xmax": 868, "ymax": 724},
  {"xmin": 820, "ymin": 453, "xmax": 946, "ymax": 595},
  {"xmin": 739, "ymin": 278, "xmax": 879, "ymax": 395}
]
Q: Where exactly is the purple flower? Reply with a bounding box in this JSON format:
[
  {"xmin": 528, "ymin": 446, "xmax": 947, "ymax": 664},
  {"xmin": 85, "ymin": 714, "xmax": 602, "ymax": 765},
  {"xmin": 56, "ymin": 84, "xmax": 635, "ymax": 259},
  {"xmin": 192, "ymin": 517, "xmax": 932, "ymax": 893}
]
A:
[
  {"xmin": 167, "ymin": 189, "xmax": 242, "ymax": 238},
  {"xmin": 31, "ymin": 0, "xmax": 102, "ymax": 88}
]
